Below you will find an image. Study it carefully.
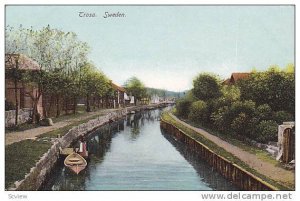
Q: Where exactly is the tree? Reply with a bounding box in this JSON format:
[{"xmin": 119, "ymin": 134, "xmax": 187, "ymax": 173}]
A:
[
  {"xmin": 192, "ymin": 73, "xmax": 221, "ymax": 101},
  {"xmin": 238, "ymin": 66, "xmax": 295, "ymax": 114},
  {"xmin": 188, "ymin": 100, "xmax": 209, "ymax": 124},
  {"xmin": 124, "ymin": 77, "xmax": 146, "ymax": 105},
  {"xmin": 81, "ymin": 63, "xmax": 110, "ymax": 112},
  {"xmin": 6, "ymin": 25, "xmax": 91, "ymax": 120}
]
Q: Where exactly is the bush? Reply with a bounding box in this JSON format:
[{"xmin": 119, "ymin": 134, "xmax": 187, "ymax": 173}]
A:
[
  {"xmin": 256, "ymin": 104, "xmax": 272, "ymax": 121},
  {"xmin": 230, "ymin": 113, "xmax": 259, "ymax": 138},
  {"xmin": 273, "ymin": 111, "xmax": 294, "ymax": 124},
  {"xmin": 237, "ymin": 68, "xmax": 295, "ymax": 114},
  {"xmin": 255, "ymin": 120, "xmax": 278, "ymax": 143},
  {"xmin": 211, "ymin": 106, "xmax": 230, "ymax": 132},
  {"xmin": 188, "ymin": 100, "xmax": 209, "ymax": 124},
  {"xmin": 192, "ymin": 73, "xmax": 221, "ymax": 101},
  {"xmin": 175, "ymin": 98, "xmax": 193, "ymax": 119}
]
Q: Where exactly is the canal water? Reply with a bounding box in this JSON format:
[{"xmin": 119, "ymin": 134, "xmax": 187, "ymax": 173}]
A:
[{"xmin": 42, "ymin": 108, "xmax": 238, "ymax": 191}]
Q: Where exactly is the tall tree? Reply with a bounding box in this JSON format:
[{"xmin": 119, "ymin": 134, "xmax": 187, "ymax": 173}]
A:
[
  {"xmin": 124, "ymin": 77, "xmax": 146, "ymax": 105},
  {"xmin": 192, "ymin": 73, "xmax": 221, "ymax": 101}
]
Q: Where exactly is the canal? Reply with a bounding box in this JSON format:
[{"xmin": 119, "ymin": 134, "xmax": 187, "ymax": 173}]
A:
[{"xmin": 42, "ymin": 108, "xmax": 238, "ymax": 190}]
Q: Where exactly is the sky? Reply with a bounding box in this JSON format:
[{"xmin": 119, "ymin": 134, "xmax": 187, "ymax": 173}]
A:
[{"xmin": 5, "ymin": 5, "xmax": 294, "ymax": 91}]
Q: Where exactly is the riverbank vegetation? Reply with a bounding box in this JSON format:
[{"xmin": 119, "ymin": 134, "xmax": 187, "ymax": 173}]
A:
[{"xmin": 175, "ymin": 65, "xmax": 294, "ymax": 144}]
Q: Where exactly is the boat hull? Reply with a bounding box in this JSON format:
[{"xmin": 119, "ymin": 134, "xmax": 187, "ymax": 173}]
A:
[{"xmin": 64, "ymin": 153, "xmax": 87, "ymax": 175}]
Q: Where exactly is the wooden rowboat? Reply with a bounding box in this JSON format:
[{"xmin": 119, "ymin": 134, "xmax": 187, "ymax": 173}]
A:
[{"xmin": 64, "ymin": 153, "xmax": 87, "ymax": 174}]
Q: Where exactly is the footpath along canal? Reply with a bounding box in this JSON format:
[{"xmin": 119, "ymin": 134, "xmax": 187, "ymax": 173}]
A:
[{"xmin": 42, "ymin": 108, "xmax": 237, "ymax": 190}]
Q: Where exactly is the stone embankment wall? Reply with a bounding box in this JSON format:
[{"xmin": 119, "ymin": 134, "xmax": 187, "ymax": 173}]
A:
[
  {"xmin": 160, "ymin": 120, "xmax": 279, "ymax": 191},
  {"xmin": 5, "ymin": 108, "xmax": 32, "ymax": 127},
  {"xmin": 12, "ymin": 105, "xmax": 161, "ymax": 191}
]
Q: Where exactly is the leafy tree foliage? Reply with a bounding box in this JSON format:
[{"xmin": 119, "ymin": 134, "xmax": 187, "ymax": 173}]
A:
[
  {"xmin": 124, "ymin": 77, "xmax": 147, "ymax": 105},
  {"xmin": 177, "ymin": 65, "xmax": 294, "ymax": 143},
  {"xmin": 192, "ymin": 73, "xmax": 221, "ymax": 101},
  {"xmin": 238, "ymin": 66, "xmax": 295, "ymax": 114},
  {"xmin": 5, "ymin": 25, "xmax": 111, "ymax": 121},
  {"xmin": 188, "ymin": 100, "xmax": 209, "ymax": 124}
]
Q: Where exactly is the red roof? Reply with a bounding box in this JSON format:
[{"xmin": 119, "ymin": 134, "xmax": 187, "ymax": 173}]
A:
[
  {"xmin": 229, "ymin": 73, "xmax": 250, "ymax": 84},
  {"xmin": 111, "ymin": 82, "xmax": 126, "ymax": 92},
  {"xmin": 5, "ymin": 54, "xmax": 40, "ymax": 71}
]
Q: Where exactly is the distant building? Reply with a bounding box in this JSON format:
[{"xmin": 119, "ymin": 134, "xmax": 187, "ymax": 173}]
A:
[
  {"xmin": 151, "ymin": 94, "xmax": 160, "ymax": 104},
  {"xmin": 111, "ymin": 82, "xmax": 126, "ymax": 108},
  {"xmin": 223, "ymin": 72, "xmax": 251, "ymax": 85},
  {"xmin": 5, "ymin": 54, "xmax": 43, "ymax": 115}
]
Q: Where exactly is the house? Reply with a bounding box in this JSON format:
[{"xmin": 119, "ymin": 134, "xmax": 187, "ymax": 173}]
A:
[
  {"xmin": 111, "ymin": 82, "xmax": 126, "ymax": 108},
  {"xmin": 5, "ymin": 54, "xmax": 43, "ymax": 126},
  {"xmin": 151, "ymin": 94, "xmax": 160, "ymax": 104},
  {"xmin": 223, "ymin": 72, "xmax": 251, "ymax": 85}
]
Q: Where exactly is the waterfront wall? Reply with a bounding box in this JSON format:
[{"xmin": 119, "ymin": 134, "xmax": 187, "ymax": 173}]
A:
[
  {"xmin": 12, "ymin": 105, "xmax": 162, "ymax": 190},
  {"xmin": 160, "ymin": 120, "xmax": 279, "ymax": 191}
]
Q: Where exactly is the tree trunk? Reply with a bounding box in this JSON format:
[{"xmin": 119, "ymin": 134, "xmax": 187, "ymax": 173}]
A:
[
  {"xmin": 86, "ymin": 94, "xmax": 91, "ymax": 112},
  {"xmin": 14, "ymin": 74, "xmax": 19, "ymax": 126},
  {"xmin": 64, "ymin": 96, "xmax": 68, "ymax": 115},
  {"xmin": 73, "ymin": 96, "xmax": 77, "ymax": 114},
  {"xmin": 47, "ymin": 95, "xmax": 54, "ymax": 117},
  {"xmin": 31, "ymin": 90, "xmax": 41, "ymax": 124},
  {"xmin": 13, "ymin": 58, "xmax": 20, "ymax": 126},
  {"xmin": 93, "ymin": 96, "xmax": 96, "ymax": 110},
  {"xmin": 56, "ymin": 95, "xmax": 60, "ymax": 117},
  {"xmin": 42, "ymin": 95, "xmax": 47, "ymax": 118}
]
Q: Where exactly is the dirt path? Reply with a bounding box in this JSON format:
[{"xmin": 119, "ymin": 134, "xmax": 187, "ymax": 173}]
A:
[
  {"xmin": 5, "ymin": 109, "xmax": 118, "ymax": 146},
  {"xmin": 170, "ymin": 113, "xmax": 295, "ymax": 188}
]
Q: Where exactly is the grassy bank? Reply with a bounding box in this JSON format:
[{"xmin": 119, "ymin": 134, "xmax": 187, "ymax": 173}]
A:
[
  {"xmin": 5, "ymin": 140, "xmax": 51, "ymax": 189},
  {"xmin": 161, "ymin": 112, "xmax": 293, "ymax": 190}
]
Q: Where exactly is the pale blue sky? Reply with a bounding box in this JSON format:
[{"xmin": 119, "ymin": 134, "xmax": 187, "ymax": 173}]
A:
[{"xmin": 5, "ymin": 5, "xmax": 294, "ymax": 91}]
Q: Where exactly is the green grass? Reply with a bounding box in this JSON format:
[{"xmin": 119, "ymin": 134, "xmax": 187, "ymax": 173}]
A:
[
  {"xmin": 5, "ymin": 140, "xmax": 51, "ymax": 189},
  {"xmin": 51, "ymin": 105, "xmax": 87, "ymax": 123},
  {"xmin": 5, "ymin": 123, "xmax": 40, "ymax": 134},
  {"xmin": 161, "ymin": 112, "xmax": 293, "ymax": 190}
]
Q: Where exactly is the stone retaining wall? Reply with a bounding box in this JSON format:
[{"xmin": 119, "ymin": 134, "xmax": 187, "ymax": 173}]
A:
[{"xmin": 5, "ymin": 108, "xmax": 32, "ymax": 127}]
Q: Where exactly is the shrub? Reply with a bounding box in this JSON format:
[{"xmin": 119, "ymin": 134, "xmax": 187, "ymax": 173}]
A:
[
  {"xmin": 230, "ymin": 113, "xmax": 259, "ymax": 138},
  {"xmin": 229, "ymin": 100, "xmax": 256, "ymax": 117},
  {"xmin": 273, "ymin": 111, "xmax": 294, "ymax": 124},
  {"xmin": 256, "ymin": 104, "xmax": 272, "ymax": 121},
  {"xmin": 237, "ymin": 68, "xmax": 295, "ymax": 114},
  {"xmin": 211, "ymin": 106, "xmax": 230, "ymax": 132},
  {"xmin": 175, "ymin": 98, "xmax": 193, "ymax": 119},
  {"xmin": 255, "ymin": 120, "xmax": 278, "ymax": 143},
  {"xmin": 188, "ymin": 100, "xmax": 209, "ymax": 124},
  {"xmin": 192, "ymin": 73, "xmax": 221, "ymax": 101}
]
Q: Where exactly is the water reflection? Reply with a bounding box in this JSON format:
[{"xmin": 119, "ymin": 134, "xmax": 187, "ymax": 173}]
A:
[
  {"xmin": 42, "ymin": 108, "xmax": 237, "ymax": 191},
  {"xmin": 161, "ymin": 129, "xmax": 238, "ymax": 190}
]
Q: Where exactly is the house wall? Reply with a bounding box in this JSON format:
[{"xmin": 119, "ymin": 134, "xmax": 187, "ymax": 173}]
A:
[{"xmin": 5, "ymin": 79, "xmax": 43, "ymax": 116}]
